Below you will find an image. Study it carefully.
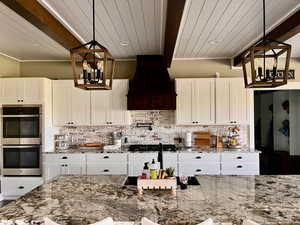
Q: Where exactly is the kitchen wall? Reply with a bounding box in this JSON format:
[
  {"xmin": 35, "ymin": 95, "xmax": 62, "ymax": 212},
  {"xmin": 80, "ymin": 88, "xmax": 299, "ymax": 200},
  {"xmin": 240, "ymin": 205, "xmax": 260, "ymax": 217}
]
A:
[
  {"xmin": 0, "ymin": 54, "xmax": 20, "ymax": 77},
  {"xmin": 18, "ymin": 57, "xmax": 300, "ymax": 80},
  {"xmin": 55, "ymin": 111, "xmax": 249, "ymax": 150}
]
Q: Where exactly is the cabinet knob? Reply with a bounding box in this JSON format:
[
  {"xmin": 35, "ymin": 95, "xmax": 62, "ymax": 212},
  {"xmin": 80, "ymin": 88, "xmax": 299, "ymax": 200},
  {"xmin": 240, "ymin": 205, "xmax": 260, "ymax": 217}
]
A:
[
  {"xmin": 103, "ymin": 156, "xmax": 109, "ymax": 159},
  {"xmin": 237, "ymin": 165, "xmax": 243, "ymax": 168},
  {"xmin": 196, "ymin": 169, "xmax": 202, "ymax": 172},
  {"xmin": 103, "ymin": 169, "xmax": 109, "ymax": 172},
  {"xmin": 236, "ymin": 156, "xmax": 242, "ymax": 159},
  {"xmin": 62, "ymin": 156, "xmax": 68, "ymax": 159},
  {"xmin": 196, "ymin": 156, "xmax": 202, "ymax": 159},
  {"xmin": 18, "ymin": 186, "xmax": 24, "ymax": 189}
]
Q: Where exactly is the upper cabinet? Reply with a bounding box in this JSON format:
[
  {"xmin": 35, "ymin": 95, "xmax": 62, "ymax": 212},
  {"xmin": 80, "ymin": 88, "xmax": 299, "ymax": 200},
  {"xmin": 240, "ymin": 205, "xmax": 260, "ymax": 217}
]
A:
[
  {"xmin": 216, "ymin": 78, "xmax": 249, "ymax": 124},
  {"xmin": 53, "ymin": 80, "xmax": 90, "ymax": 126},
  {"xmin": 91, "ymin": 79, "xmax": 129, "ymax": 125},
  {"xmin": 0, "ymin": 78, "xmax": 43, "ymax": 104},
  {"xmin": 176, "ymin": 78, "xmax": 215, "ymax": 125}
]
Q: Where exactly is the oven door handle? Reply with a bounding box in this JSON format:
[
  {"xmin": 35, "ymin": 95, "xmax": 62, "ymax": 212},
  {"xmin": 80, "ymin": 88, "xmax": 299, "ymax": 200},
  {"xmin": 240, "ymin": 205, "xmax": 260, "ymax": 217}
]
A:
[
  {"xmin": 3, "ymin": 145, "xmax": 39, "ymax": 148},
  {"xmin": 2, "ymin": 115, "xmax": 40, "ymax": 118}
]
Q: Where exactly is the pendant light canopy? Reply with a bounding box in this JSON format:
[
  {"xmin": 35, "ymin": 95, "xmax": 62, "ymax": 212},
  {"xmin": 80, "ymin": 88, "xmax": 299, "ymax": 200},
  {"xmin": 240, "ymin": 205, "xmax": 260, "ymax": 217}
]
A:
[
  {"xmin": 242, "ymin": 0, "xmax": 291, "ymax": 88},
  {"xmin": 70, "ymin": 0, "xmax": 115, "ymax": 90}
]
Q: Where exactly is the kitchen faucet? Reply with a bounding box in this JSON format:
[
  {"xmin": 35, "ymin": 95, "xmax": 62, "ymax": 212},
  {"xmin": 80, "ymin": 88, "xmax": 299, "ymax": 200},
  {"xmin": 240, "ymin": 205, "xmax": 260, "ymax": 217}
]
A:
[{"xmin": 157, "ymin": 143, "xmax": 163, "ymax": 169}]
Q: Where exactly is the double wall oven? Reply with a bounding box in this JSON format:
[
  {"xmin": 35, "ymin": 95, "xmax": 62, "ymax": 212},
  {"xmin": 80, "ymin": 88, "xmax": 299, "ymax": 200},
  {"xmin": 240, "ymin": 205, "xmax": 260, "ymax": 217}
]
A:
[{"xmin": 1, "ymin": 105, "xmax": 42, "ymax": 176}]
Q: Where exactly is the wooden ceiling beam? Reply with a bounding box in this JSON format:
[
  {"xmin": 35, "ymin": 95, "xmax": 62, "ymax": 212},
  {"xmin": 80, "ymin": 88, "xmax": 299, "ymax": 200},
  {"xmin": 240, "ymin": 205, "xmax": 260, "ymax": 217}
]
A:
[
  {"xmin": 0, "ymin": 0, "xmax": 82, "ymax": 50},
  {"xmin": 233, "ymin": 9, "xmax": 300, "ymax": 66},
  {"xmin": 164, "ymin": 0, "xmax": 186, "ymax": 67}
]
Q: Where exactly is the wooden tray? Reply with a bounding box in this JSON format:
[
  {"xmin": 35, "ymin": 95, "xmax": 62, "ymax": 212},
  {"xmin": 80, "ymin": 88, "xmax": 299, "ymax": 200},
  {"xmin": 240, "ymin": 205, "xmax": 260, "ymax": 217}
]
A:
[{"xmin": 137, "ymin": 177, "xmax": 177, "ymax": 196}]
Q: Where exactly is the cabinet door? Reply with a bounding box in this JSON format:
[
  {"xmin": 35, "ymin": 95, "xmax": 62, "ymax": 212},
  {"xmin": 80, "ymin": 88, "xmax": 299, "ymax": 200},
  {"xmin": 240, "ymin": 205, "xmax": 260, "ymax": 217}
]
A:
[
  {"xmin": 216, "ymin": 79, "xmax": 230, "ymax": 124},
  {"xmin": 0, "ymin": 78, "xmax": 20, "ymax": 104},
  {"xmin": 23, "ymin": 78, "xmax": 43, "ymax": 104},
  {"xmin": 192, "ymin": 79, "xmax": 215, "ymax": 124},
  {"xmin": 52, "ymin": 81, "xmax": 72, "ymax": 126},
  {"xmin": 43, "ymin": 163, "xmax": 61, "ymax": 183},
  {"xmin": 229, "ymin": 78, "xmax": 249, "ymax": 124},
  {"xmin": 71, "ymin": 87, "xmax": 91, "ymax": 125},
  {"xmin": 176, "ymin": 79, "xmax": 193, "ymax": 125},
  {"xmin": 128, "ymin": 153, "xmax": 158, "ymax": 176},
  {"xmin": 63, "ymin": 163, "xmax": 86, "ymax": 175},
  {"xmin": 91, "ymin": 90, "xmax": 111, "ymax": 125},
  {"xmin": 111, "ymin": 80, "xmax": 129, "ymax": 125}
]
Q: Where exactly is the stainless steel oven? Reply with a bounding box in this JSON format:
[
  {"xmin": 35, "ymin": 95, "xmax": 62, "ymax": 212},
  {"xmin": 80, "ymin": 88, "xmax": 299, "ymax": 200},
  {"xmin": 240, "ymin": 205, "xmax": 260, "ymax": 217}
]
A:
[
  {"xmin": 2, "ymin": 105, "xmax": 41, "ymax": 145},
  {"xmin": 1, "ymin": 145, "xmax": 41, "ymax": 176}
]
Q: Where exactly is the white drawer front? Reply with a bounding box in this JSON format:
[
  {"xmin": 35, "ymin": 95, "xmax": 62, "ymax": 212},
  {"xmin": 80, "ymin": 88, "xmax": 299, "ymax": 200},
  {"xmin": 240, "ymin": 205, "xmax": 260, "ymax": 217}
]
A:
[
  {"xmin": 221, "ymin": 153, "xmax": 259, "ymax": 163},
  {"xmin": 86, "ymin": 153, "xmax": 127, "ymax": 164},
  {"xmin": 128, "ymin": 153, "xmax": 158, "ymax": 176},
  {"xmin": 221, "ymin": 163, "xmax": 259, "ymax": 175},
  {"xmin": 179, "ymin": 163, "xmax": 220, "ymax": 176},
  {"xmin": 87, "ymin": 164, "xmax": 127, "ymax": 175},
  {"xmin": 178, "ymin": 153, "xmax": 220, "ymax": 163},
  {"xmin": 44, "ymin": 154, "xmax": 86, "ymax": 164},
  {"xmin": 1, "ymin": 177, "xmax": 43, "ymax": 197},
  {"xmin": 163, "ymin": 153, "xmax": 178, "ymax": 176}
]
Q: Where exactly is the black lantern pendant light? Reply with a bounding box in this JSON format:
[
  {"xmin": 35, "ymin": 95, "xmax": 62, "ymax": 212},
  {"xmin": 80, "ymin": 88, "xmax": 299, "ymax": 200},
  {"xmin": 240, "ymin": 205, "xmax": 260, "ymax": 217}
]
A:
[
  {"xmin": 70, "ymin": 0, "xmax": 115, "ymax": 90},
  {"xmin": 242, "ymin": 0, "xmax": 291, "ymax": 88}
]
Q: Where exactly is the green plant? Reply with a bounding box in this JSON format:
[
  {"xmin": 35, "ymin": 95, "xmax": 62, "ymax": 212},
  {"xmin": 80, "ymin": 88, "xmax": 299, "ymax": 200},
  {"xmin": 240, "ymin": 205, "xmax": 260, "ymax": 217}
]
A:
[{"xmin": 166, "ymin": 167, "xmax": 175, "ymax": 177}]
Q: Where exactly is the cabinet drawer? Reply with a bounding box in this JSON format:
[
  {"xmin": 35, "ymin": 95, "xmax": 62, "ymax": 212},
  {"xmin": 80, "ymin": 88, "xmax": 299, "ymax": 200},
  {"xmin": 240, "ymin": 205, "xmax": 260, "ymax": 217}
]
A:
[
  {"xmin": 221, "ymin": 163, "xmax": 259, "ymax": 175},
  {"xmin": 1, "ymin": 177, "xmax": 43, "ymax": 197},
  {"xmin": 179, "ymin": 163, "xmax": 220, "ymax": 176},
  {"xmin": 44, "ymin": 154, "xmax": 86, "ymax": 164},
  {"xmin": 178, "ymin": 153, "xmax": 220, "ymax": 163},
  {"xmin": 87, "ymin": 164, "xmax": 127, "ymax": 175},
  {"xmin": 221, "ymin": 153, "xmax": 259, "ymax": 163},
  {"xmin": 86, "ymin": 153, "xmax": 127, "ymax": 164}
]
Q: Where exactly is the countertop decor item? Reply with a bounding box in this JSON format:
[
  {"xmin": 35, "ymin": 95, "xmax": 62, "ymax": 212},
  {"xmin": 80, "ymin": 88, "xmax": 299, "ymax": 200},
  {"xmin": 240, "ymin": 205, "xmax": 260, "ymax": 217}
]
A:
[
  {"xmin": 241, "ymin": 0, "xmax": 291, "ymax": 88},
  {"xmin": 70, "ymin": 0, "xmax": 115, "ymax": 90},
  {"xmin": 137, "ymin": 177, "xmax": 177, "ymax": 196}
]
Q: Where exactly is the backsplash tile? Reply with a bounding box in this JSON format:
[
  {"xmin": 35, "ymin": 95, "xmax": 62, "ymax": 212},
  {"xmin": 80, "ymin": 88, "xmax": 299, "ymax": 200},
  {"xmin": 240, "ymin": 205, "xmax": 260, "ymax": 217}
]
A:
[{"xmin": 55, "ymin": 111, "xmax": 249, "ymax": 149}]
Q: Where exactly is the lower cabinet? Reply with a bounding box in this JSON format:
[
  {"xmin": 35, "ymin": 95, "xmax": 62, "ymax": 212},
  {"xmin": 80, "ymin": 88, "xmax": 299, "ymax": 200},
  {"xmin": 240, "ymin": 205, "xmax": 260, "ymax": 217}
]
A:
[
  {"xmin": 128, "ymin": 153, "xmax": 158, "ymax": 176},
  {"xmin": 1, "ymin": 177, "xmax": 43, "ymax": 199},
  {"xmin": 86, "ymin": 153, "xmax": 127, "ymax": 175},
  {"xmin": 163, "ymin": 152, "xmax": 178, "ymax": 176},
  {"xmin": 220, "ymin": 153, "xmax": 260, "ymax": 175}
]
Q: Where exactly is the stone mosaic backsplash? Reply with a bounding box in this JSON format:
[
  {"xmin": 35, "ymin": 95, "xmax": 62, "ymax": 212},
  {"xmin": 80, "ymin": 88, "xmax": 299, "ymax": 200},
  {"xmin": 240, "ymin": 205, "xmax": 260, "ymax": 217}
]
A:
[{"xmin": 55, "ymin": 111, "xmax": 249, "ymax": 148}]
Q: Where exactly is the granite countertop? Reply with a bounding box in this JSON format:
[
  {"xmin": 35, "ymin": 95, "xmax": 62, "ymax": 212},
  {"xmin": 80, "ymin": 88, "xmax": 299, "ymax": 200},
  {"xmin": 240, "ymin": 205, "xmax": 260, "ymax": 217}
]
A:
[
  {"xmin": 45, "ymin": 147, "xmax": 260, "ymax": 154},
  {"xmin": 0, "ymin": 175, "xmax": 299, "ymax": 225}
]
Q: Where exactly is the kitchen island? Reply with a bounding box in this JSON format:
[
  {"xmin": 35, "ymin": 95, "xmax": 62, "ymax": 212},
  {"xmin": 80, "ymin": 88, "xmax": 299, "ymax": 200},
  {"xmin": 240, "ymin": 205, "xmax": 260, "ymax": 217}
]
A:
[{"xmin": 0, "ymin": 175, "xmax": 299, "ymax": 225}]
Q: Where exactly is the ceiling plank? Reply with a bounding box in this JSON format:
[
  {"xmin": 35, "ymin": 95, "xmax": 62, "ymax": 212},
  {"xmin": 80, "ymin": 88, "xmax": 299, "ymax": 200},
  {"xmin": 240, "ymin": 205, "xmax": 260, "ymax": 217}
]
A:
[
  {"xmin": 0, "ymin": 0, "xmax": 82, "ymax": 50},
  {"xmin": 233, "ymin": 9, "xmax": 300, "ymax": 66},
  {"xmin": 164, "ymin": 0, "xmax": 186, "ymax": 67}
]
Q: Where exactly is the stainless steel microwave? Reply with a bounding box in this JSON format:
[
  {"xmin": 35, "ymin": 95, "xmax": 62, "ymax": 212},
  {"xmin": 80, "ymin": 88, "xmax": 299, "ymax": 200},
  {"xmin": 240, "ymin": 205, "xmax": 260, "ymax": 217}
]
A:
[{"xmin": 2, "ymin": 105, "xmax": 41, "ymax": 145}]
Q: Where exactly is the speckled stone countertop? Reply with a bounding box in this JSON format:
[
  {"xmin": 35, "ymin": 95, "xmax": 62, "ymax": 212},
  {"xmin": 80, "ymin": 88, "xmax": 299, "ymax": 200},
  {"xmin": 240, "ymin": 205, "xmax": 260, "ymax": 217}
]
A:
[
  {"xmin": 45, "ymin": 147, "xmax": 260, "ymax": 154},
  {"xmin": 0, "ymin": 175, "xmax": 299, "ymax": 225}
]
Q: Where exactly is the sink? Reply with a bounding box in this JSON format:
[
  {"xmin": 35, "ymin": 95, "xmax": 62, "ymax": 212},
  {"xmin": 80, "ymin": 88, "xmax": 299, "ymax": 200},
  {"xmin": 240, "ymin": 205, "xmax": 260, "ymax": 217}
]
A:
[{"xmin": 123, "ymin": 176, "xmax": 200, "ymax": 186}]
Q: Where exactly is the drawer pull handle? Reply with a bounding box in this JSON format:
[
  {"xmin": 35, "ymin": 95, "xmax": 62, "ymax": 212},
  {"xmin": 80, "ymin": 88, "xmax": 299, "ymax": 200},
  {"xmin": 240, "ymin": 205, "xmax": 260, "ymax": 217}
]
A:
[
  {"xmin": 103, "ymin": 169, "xmax": 109, "ymax": 172},
  {"xmin": 196, "ymin": 156, "xmax": 202, "ymax": 159},
  {"xmin": 237, "ymin": 156, "xmax": 242, "ymax": 159},
  {"xmin": 62, "ymin": 156, "xmax": 68, "ymax": 159},
  {"xmin": 103, "ymin": 156, "xmax": 109, "ymax": 159},
  {"xmin": 196, "ymin": 169, "xmax": 202, "ymax": 172},
  {"xmin": 18, "ymin": 186, "xmax": 24, "ymax": 189},
  {"xmin": 237, "ymin": 165, "xmax": 243, "ymax": 168}
]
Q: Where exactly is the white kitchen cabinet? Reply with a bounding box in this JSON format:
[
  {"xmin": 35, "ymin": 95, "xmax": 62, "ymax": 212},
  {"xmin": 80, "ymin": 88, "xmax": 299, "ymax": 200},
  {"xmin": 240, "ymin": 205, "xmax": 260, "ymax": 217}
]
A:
[
  {"xmin": 86, "ymin": 153, "xmax": 127, "ymax": 175},
  {"xmin": 52, "ymin": 80, "xmax": 90, "ymax": 126},
  {"xmin": 220, "ymin": 152, "xmax": 259, "ymax": 175},
  {"xmin": 0, "ymin": 78, "xmax": 43, "ymax": 104},
  {"xmin": 1, "ymin": 177, "xmax": 43, "ymax": 199},
  {"xmin": 162, "ymin": 152, "xmax": 178, "ymax": 176},
  {"xmin": 178, "ymin": 153, "xmax": 221, "ymax": 176},
  {"xmin": 128, "ymin": 153, "xmax": 159, "ymax": 176},
  {"xmin": 91, "ymin": 79, "xmax": 129, "ymax": 125},
  {"xmin": 216, "ymin": 78, "xmax": 249, "ymax": 124},
  {"xmin": 176, "ymin": 78, "xmax": 215, "ymax": 125}
]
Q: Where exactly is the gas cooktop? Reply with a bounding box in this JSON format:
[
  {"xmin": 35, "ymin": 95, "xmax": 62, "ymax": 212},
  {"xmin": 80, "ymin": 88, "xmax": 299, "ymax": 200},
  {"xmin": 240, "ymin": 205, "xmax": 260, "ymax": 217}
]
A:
[{"xmin": 128, "ymin": 144, "xmax": 176, "ymax": 152}]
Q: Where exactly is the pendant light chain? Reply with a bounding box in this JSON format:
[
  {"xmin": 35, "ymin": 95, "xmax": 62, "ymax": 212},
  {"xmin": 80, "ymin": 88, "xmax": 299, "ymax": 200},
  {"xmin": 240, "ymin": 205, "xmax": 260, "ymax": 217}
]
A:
[
  {"xmin": 93, "ymin": 0, "xmax": 95, "ymax": 42},
  {"xmin": 263, "ymin": 0, "xmax": 266, "ymax": 80}
]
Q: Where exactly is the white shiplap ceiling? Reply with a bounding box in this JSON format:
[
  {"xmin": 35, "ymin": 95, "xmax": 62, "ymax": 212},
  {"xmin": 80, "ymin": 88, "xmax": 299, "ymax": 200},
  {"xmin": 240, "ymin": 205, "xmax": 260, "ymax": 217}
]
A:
[
  {"xmin": 0, "ymin": 0, "xmax": 300, "ymax": 61},
  {"xmin": 0, "ymin": 2, "xmax": 69, "ymax": 61},
  {"xmin": 174, "ymin": 0, "xmax": 300, "ymax": 59},
  {"xmin": 38, "ymin": 0, "xmax": 167, "ymax": 59}
]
